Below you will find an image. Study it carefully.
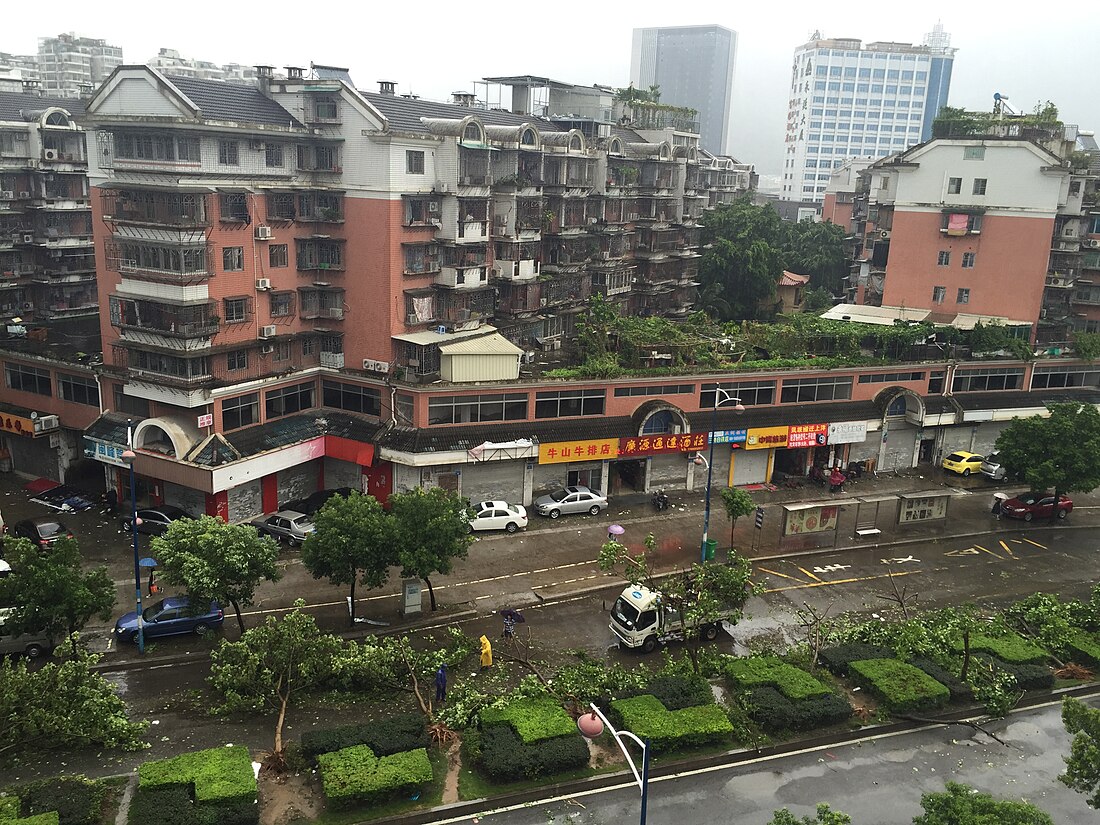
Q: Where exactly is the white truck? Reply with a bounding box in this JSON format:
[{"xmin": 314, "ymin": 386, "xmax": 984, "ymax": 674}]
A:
[{"xmin": 608, "ymin": 584, "xmax": 725, "ymax": 653}]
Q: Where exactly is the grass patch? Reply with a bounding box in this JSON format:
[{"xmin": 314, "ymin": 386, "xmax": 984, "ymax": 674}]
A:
[
  {"xmin": 848, "ymin": 658, "xmax": 950, "ymax": 713},
  {"xmin": 723, "ymin": 657, "xmax": 831, "ymax": 700},
  {"xmin": 610, "ymin": 695, "xmax": 734, "ymax": 753},
  {"xmin": 1066, "ymin": 631, "xmax": 1100, "ymax": 666},
  {"xmin": 479, "ymin": 696, "xmax": 576, "ymax": 744},
  {"xmin": 457, "ymin": 761, "xmax": 600, "ymax": 802},
  {"xmin": 962, "ymin": 633, "xmax": 1048, "ymax": 665}
]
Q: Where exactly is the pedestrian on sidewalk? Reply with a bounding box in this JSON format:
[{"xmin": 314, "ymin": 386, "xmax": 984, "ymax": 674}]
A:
[
  {"xmin": 991, "ymin": 492, "xmax": 1007, "ymax": 519},
  {"xmin": 434, "ymin": 664, "xmax": 447, "ymax": 703},
  {"xmin": 502, "ymin": 614, "xmax": 516, "ymax": 640},
  {"xmin": 829, "ymin": 467, "xmax": 846, "ymax": 493},
  {"xmin": 479, "ymin": 635, "xmax": 493, "ymax": 670}
]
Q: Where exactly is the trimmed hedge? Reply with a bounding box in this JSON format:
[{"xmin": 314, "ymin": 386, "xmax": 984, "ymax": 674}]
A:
[
  {"xmin": 645, "ymin": 674, "xmax": 715, "ymax": 710},
  {"xmin": 975, "ymin": 655, "xmax": 1055, "ymax": 691},
  {"xmin": 480, "ymin": 696, "xmax": 577, "ymax": 744},
  {"xmin": 0, "ymin": 795, "xmax": 59, "ymax": 825},
  {"xmin": 15, "ymin": 777, "xmax": 106, "ymax": 825},
  {"xmin": 848, "ymin": 658, "xmax": 950, "ymax": 713},
  {"xmin": 909, "ymin": 657, "xmax": 973, "ymax": 702},
  {"xmin": 819, "ymin": 643, "xmax": 896, "ymax": 676},
  {"xmin": 131, "ymin": 746, "xmax": 257, "ymax": 825},
  {"xmin": 741, "ymin": 686, "xmax": 852, "ymax": 733},
  {"xmin": 475, "ymin": 725, "xmax": 590, "ymax": 781},
  {"xmin": 610, "ymin": 694, "xmax": 734, "ymax": 753},
  {"xmin": 316, "ymin": 746, "xmax": 432, "ymax": 809},
  {"xmin": 300, "ymin": 714, "xmax": 429, "ymax": 760},
  {"xmin": 724, "ymin": 657, "xmax": 831, "ymax": 700},
  {"xmin": 1066, "ymin": 631, "xmax": 1100, "ymax": 667},
  {"xmin": 963, "ymin": 633, "xmax": 1048, "ymax": 665}
]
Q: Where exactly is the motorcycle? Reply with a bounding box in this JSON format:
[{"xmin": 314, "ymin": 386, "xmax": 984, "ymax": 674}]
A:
[{"xmin": 652, "ymin": 490, "xmax": 670, "ymax": 511}]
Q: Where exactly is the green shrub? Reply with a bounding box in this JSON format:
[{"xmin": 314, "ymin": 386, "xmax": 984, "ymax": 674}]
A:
[
  {"xmin": 848, "ymin": 658, "xmax": 950, "ymax": 713},
  {"xmin": 300, "ymin": 714, "xmax": 428, "ymax": 760},
  {"xmin": 0, "ymin": 798, "xmax": 19, "ymax": 820},
  {"xmin": 610, "ymin": 694, "xmax": 734, "ymax": 753},
  {"xmin": 724, "ymin": 657, "xmax": 830, "ymax": 700},
  {"xmin": 740, "ymin": 686, "xmax": 851, "ymax": 733},
  {"xmin": 125, "ymin": 786, "xmax": 196, "ymax": 825},
  {"xmin": 135, "ymin": 745, "xmax": 257, "ymax": 825},
  {"xmin": 962, "ymin": 633, "xmax": 1048, "ymax": 665},
  {"xmin": 3, "ymin": 815, "xmax": 58, "ymax": 825},
  {"xmin": 1065, "ymin": 631, "xmax": 1100, "ymax": 666},
  {"xmin": 645, "ymin": 674, "xmax": 715, "ymax": 710},
  {"xmin": 317, "ymin": 746, "xmax": 432, "ymax": 809},
  {"xmin": 477, "ymin": 725, "xmax": 590, "ymax": 781},
  {"xmin": 0, "ymin": 794, "xmax": 60, "ymax": 825},
  {"xmin": 16, "ymin": 776, "xmax": 106, "ymax": 825},
  {"xmin": 480, "ymin": 696, "xmax": 576, "ymax": 744},
  {"xmin": 977, "ymin": 655, "xmax": 1054, "ymax": 691},
  {"xmin": 909, "ymin": 657, "xmax": 973, "ymax": 702},
  {"xmin": 820, "ymin": 643, "xmax": 895, "ymax": 675},
  {"xmin": 797, "ymin": 692, "xmax": 854, "ymax": 729}
]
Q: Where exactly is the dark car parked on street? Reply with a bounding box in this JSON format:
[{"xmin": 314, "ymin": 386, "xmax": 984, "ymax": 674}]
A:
[
  {"xmin": 114, "ymin": 596, "xmax": 224, "ymax": 644},
  {"xmin": 120, "ymin": 505, "xmax": 194, "ymax": 536},
  {"xmin": 279, "ymin": 487, "xmax": 354, "ymax": 517},
  {"xmin": 1000, "ymin": 492, "xmax": 1073, "ymax": 522},
  {"xmin": 4, "ymin": 517, "xmax": 73, "ymax": 550}
]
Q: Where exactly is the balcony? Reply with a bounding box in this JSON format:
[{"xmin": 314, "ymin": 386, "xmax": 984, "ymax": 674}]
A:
[
  {"xmin": 103, "ymin": 190, "xmax": 209, "ymax": 228},
  {"xmin": 492, "ymin": 259, "xmax": 539, "ymax": 281},
  {"xmin": 436, "ymin": 265, "xmax": 488, "ymax": 289},
  {"xmin": 301, "ymin": 305, "xmax": 345, "ymax": 321},
  {"xmin": 320, "ymin": 351, "xmax": 345, "ymax": 369}
]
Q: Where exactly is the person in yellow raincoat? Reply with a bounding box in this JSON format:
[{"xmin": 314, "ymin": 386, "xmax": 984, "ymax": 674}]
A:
[{"xmin": 479, "ymin": 634, "xmax": 493, "ymax": 670}]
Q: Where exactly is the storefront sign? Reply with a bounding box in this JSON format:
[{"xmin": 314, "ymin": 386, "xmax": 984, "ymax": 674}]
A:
[
  {"xmin": 828, "ymin": 421, "xmax": 868, "ymax": 445},
  {"xmin": 197, "ymin": 413, "xmax": 214, "ymax": 428},
  {"xmin": 538, "ymin": 438, "xmax": 618, "ymax": 464},
  {"xmin": 745, "ymin": 426, "xmax": 788, "ymax": 450},
  {"xmin": 711, "ymin": 429, "xmax": 747, "ymax": 445},
  {"xmin": 90, "ymin": 440, "xmax": 129, "ymax": 467},
  {"xmin": 619, "ymin": 432, "xmax": 707, "ymax": 457},
  {"xmin": 787, "ymin": 423, "xmax": 828, "ymax": 449},
  {"xmin": 898, "ymin": 495, "xmax": 948, "ymax": 523},
  {"xmin": 784, "ymin": 505, "xmax": 839, "ymax": 536},
  {"xmin": 0, "ymin": 413, "xmax": 36, "ymax": 436}
]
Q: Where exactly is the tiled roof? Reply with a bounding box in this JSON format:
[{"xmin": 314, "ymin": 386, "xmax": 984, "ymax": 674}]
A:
[
  {"xmin": 378, "ymin": 417, "xmax": 628, "ymax": 454},
  {"xmin": 84, "ymin": 412, "xmax": 135, "ymax": 445},
  {"xmin": 952, "ymin": 389, "xmax": 1100, "ymax": 411},
  {"xmin": 778, "ymin": 270, "xmax": 810, "ymax": 287},
  {"xmin": 686, "ymin": 400, "xmax": 881, "ymax": 433},
  {"xmin": 360, "ymin": 92, "xmax": 565, "ymax": 136},
  {"xmin": 165, "ymin": 75, "xmax": 300, "ymax": 128},
  {"xmin": 611, "ymin": 126, "xmax": 644, "ymax": 144},
  {"xmin": 0, "ymin": 91, "xmax": 85, "ymax": 122},
  {"xmin": 214, "ymin": 411, "xmax": 384, "ymax": 465}
]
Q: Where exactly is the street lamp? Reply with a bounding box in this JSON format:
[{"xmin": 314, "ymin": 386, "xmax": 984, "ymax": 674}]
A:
[
  {"xmin": 577, "ymin": 704, "xmax": 650, "ymax": 825},
  {"xmin": 120, "ymin": 419, "xmax": 144, "ymax": 655},
  {"xmin": 698, "ymin": 385, "xmax": 744, "ymax": 563}
]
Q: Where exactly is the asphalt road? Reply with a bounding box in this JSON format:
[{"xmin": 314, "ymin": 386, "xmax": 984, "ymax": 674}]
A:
[{"xmin": 457, "ymin": 699, "xmax": 1095, "ymax": 825}]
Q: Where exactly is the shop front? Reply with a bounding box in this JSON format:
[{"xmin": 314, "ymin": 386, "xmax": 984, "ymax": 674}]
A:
[{"xmin": 534, "ymin": 438, "xmax": 616, "ymax": 497}]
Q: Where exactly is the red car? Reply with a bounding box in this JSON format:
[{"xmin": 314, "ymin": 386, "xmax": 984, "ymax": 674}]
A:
[{"xmin": 1000, "ymin": 492, "xmax": 1073, "ymax": 522}]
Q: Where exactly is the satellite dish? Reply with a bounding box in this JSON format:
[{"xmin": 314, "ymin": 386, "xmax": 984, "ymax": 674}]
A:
[{"xmin": 993, "ymin": 92, "xmax": 1003, "ymax": 101}]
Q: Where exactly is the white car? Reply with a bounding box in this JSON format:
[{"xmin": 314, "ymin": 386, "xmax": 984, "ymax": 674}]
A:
[
  {"xmin": 534, "ymin": 485, "xmax": 608, "ymax": 519},
  {"xmin": 467, "ymin": 501, "xmax": 528, "ymax": 533}
]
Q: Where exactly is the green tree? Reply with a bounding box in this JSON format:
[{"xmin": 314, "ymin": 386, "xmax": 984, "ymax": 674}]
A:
[
  {"xmin": 700, "ymin": 199, "xmax": 784, "ymax": 321},
  {"xmin": 780, "ymin": 219, "xmax": 848, "ymax": 295},
  {"xmin": 800, "ymin": 286, "xmax": 834, "ymax": 314},
  {"xmin": 768, "ymin": 804, "xmax": 851, "ymax": 825},
  {"xmin": 1072, "ymin": 331, "xmax": 1100, "ymax": 361},
  {"xmin": 994, "ymin": 402, "xmax": 1100, "ymax": 520},
  {"xmin": 0, "ymin": 648, "xmax": 146, "ymax": 756},
  {"xmin": 151, "ymin": 515, "xmax": 281, "ymax": 634},
  {"xmin": 389, "ymin": 486, "xmax": 474, "ymax": 611},
  {"xmin": 301, "ymin": 491, "xmax": 393, "ymax": 623},
  {"xmin": 914, "ymin": 781, "xmax": 1054, "ymax": 825},
  {"xmin": 598, "ymin": 533, "xmax": 755, "ymax": 672},
  {"xmin": 720, "ymin": 486, "xmax": 756, "ymax": 550},
  {"xmin": 0, "ymin": 537, "xmax": 114, "ymax": 654},
  {"xmin": 208, "ymin": 601, "xmax": 343, "ymax": 768},
  {"xmin": 1061, "ymin": 696, "xmax": 1100, "ymax": 808}
]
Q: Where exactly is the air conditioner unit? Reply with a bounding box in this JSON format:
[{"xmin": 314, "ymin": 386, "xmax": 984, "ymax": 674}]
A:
[
  {"xmin": 254, "ymin": 225, "xmax": 273, "ymax": 240},
  {"xmin": 33, "ymin": 414, "xmax": 59, "ymax": 433},
  {"xmin": 22, "ymin": 234, "xmax": 34, "ymax": 244},
  {"xmin": 1087, "ymin": 239, "xmax": 1100, "ymax": 249},
  {"xmin": 406, "ymin": 313, "xmax": 420, "ymax": 324},
  {"xmin": 260, "ymin": 343, "xmax": 275, "ymax": 354},
  {"xmin": 456, "ymin": 308, "xmax": 471, "ymax": 321},
  {"xmin": 259, "ymin": 325, "xmax": 277, "ymax": 339},
  {"xmin": 327, "ymin": 307, "xmax": 343, "ymax": 318},
  {"xmin": 428, "ymin": 201, "xmax": 440, "ymax": 213},
  {"xmin": 255, "ymin": 278, "xmax": 272, "ymax": 290},
  {"xmin": 0, "ymin": 191, "xmax": 12, "ymax": 200},
  {"xmin": 249, "ymin": 139, "xmax": 264, "ymax": 151},
  {"xmin": 42, "ymin": 149, "xmax": 58, "ymax": 161},
  {"xmin": 880, "ymin": 230, "xmax": 891, "ymax": 239},
  {"xmin": 521, "ymin": 351, "xmax": 536, "ymax": 364},
  {"xmin": 436, "ymin": 182, "xmax": 452, "ymax": 194},
  {"xmin": 588, "ymin": 217, "xmax": 599, "ymax": 225}
]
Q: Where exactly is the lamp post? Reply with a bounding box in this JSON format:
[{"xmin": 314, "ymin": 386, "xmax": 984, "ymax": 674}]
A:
[
  {"xmin": 120, "ymin": 419, "xmax": 144, "ymax": 655},
  {"xmin": 699, "ymin": 385, "xmax": 744, "ymax": 563},
  {"xmin": 577, "ymin": 704, "xmax": 649, "ymax": 825}
]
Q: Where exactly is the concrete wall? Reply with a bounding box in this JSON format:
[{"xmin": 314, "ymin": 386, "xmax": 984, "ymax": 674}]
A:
[
  {"xmin": 227, "ymin": 478, "xmax": 261, "ymax": 523},
  {"xmin": 650, "ymin": 453, "xmax": 689, "ymax": 490},
  {"xmin": 162, "ymin": 480, "xmax": 206, "ymax": 517},
  {"xmin": 460, "ymin": 460, "xmax": 524, "ymax": 504},
  {"xmin": 277, "ymin": 461, "xmax": 319, "ymax": 504},
  {"xmin": 324, "ymin": 457, "xmax": 361, "ymax": 491},
  {"xmin": 730, "ymin": 449, "xmax": 768, "ymax": 485}
]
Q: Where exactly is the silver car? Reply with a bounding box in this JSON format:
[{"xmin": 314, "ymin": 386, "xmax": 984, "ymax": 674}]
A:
[
  {"xmin": 980, "ymin": 451, "xmax": 1007, "ymax": 481},
  {"xmin": 250, "ymin": 510, "xmax": 316, "ymax": 546},
  {"xmin": 534, "ymin": 485, "xmax": 608, "ymax": 519}
]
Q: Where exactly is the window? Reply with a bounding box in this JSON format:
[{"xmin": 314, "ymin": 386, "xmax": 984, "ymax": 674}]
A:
[
  {"xmin": 267, "ymin": 193, "xmax": 295, "ymax": 220},
  {"xmin": 568, "ymin": 468, "xmax": 603, "ymax": 490},
  {"xmin": 113, "ymin": 386, "xmax": 149, "ymax": 417},
  {"xmin": 1032, "ymin": 366, "xmax": 1100, "ymax": 389},
  {"xmin": 857, "ymin": 371, "xmax": 926, "ymax": 384},
  {"xmin": 779, "ymin": 376, "xmax": 852, "ymax": 403},
  {"xmin": 273, "ymin": 341, "xmax": 291, "ymax": 361},
  {"xmin": 956, "ymin": 288, "xmax": 970, "ymax": 304},
  {"xmin": 323, "ymin": 381, "xmax": 382, "ymax": 417},
  {"xmin": 302, "ymin": 338, "xmax": 316, "ymax": 356},
  {"xmin": 222, "ymin": 393, "xmax": 258, "ymax": 430},
  {"xmin": 223, "ymin": 297, "xmax": 247, "ymax": 323},
  {"xmin": 428, "ymin": 393, "xmax": 528, "ymax": 425},
  {"xmin": 614, "ymin": 384, "xmax": 695, "ymax": 398},
  {"xmin": 394, "ymin": 392, "xmax": 414, "ymax": 426},
  {"xmin": 58, "ymin": 373, "xmax": 99, "ymax": 406},
  {"xmin": 226, "ymin": 350, "xmax": 249, "ymax": 371},
  {"xmin": 534, "ymin": 388, "xmax": 605, "ymax": 418},
  {"xmin": 296, "ymin": 239, "xmax": 344, "ymax": 271},
  {"xmin": 963, "ymin": 146, "xmax": 985, "ymax": 160},
  {"xmin": 973, "ymin": 178, "xmax": 987, "ymax": 195},
  {"xmin": 962, "ymin": 252, "xmax": 976, "ymax": 269},
  {"xmin": 176, "ymin": 137, "xmax": 200, "ymax": 162},
  {"xmin": 313, "ymin": 97, "xmax": 338, "ymax": 121},
  {"xmin": 937, "ymin": 251, "xmax": 950, "ymax": 266},
  {"xmin": 947, "ymin": 177, "xmax": 962, "ymax": 194},
  {"xmin": 219, "ymin": 193, "xmax": 249, "ymax": 221},
  {"xmin": 269, "ymin": 292, "xmax": 293, "ymax": 317},
  {"xmin": 928, "ymin": 371, "xmax": 945, "ymax": 394},
  {"xmin": 952, "ymin": 367, "xmax": 1025, "ymax": 392},
  {"xmin": 406, "ymin": 150, "xmax": 425, "ymax": 174},
  {"xmin": 5, "ymin": 363, "xmax": 50, "ymax": 395},
  {"xmin": 265, "ymin": 382, "xmax": 315, "ymax": 418},
  {"xmin": 269, "ymin": 243, "xmax": 288, "ymax": 268},
  {"xmin": 222, "ymin": 246, "xmax": 244, "ymax": 271},
  {"xmin": 932, "ymin": 286, "xmax": 946, "ymax": 303},
  {"xmin": 265, "ymin": 144, "xmax": 283, "ymax": 167},
  {"xmin": 218, "ymin": 140, "xmax": 239, "ymax": 166}
]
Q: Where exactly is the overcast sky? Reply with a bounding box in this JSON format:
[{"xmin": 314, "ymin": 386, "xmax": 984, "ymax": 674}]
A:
[{"xmin": 7, "ymin": 1, "xmax": 1098, "ymax": 176}]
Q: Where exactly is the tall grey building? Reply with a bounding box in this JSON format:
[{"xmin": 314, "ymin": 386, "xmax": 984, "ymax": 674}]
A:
[
  {"xmin": 37, "ymin": 33, "xmax": 122, "ymax": 98},
  {"xmin": 630, "ymin": 25, "xmax": 737, "ymax": 154}
]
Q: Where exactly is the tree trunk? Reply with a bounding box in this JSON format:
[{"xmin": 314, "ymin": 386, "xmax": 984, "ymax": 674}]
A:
[
  {"xmin": 425, "ymin": 577, "xmax": 437, "ymax": 611},
  {"xmin": 274, "ymin": 692, "xmax": 288, "ymax": 761},
  {"xmin": 230, "ymin": 598, "xmax": 245, "ymax": 634},
  {"xmin": 1052, "ymin": 487, "xmax": 1061, "ymax": 523},
  {"xmin": 960, "ymin": 628, "xmax": 971, "ymax": 681},
  {"xmin": 68, "ymin": 623, "xmax": 78, "ymax": 655},
  {"xmin": 729, "ymin": 518, "xmax": 735, "ymax": 552},
  {"xmin": 349, "ymin": 575, "xmax": 357, "ymax": 623}
]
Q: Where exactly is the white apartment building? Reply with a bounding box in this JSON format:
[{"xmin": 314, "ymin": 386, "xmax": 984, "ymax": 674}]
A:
[
  {"xmin": 781, "ymin": 24, "xmax": 956, "ymax": 203},
  {"xmin": 37, "ymin": 33, "xmax": 123, "ymax": 98}
]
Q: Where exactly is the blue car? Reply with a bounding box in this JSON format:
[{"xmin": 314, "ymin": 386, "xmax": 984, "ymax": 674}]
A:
[{"xmin": 114, "ymin": 596, "xmax": 224, "ymax": 644}]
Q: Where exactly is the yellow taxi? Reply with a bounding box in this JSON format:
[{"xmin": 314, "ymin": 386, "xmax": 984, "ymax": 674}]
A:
[{"xmin": 942, "ymin": 451, "xmax": 985, "ymax": 477}]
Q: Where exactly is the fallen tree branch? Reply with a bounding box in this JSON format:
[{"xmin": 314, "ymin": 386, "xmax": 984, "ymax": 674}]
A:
[{"xmin": 899, "ymin": 713, "xmax": 1012, "ymax": 747}]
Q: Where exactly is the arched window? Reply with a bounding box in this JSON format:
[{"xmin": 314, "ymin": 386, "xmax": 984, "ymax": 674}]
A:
[
  {"xmin": 462, "ymin": 122, "xmax": 482, "ymax": 143},
  {"xmin": 886, "ymin": 395, "xmax": 907, "ymax": 417},
  {"xmin": 520, "ymin": 127, "xmax": 537, "ymax": 147},
  {"xmin": 609, "ymin": 137, "xmax": 622, "ymax": 155},
  {"xmin": 45, "ymin": 111, "xmax": 70, "ymax": 127},
  {"xmin": 641, "ymin": 410, "xmax": 677, "ymax": 435},
  {"xmin": 569, "ymin": 134, "xmax": 582, "ymax": 151}
]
